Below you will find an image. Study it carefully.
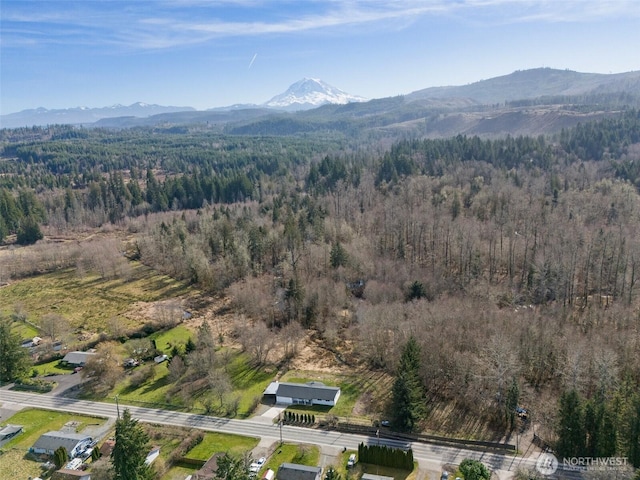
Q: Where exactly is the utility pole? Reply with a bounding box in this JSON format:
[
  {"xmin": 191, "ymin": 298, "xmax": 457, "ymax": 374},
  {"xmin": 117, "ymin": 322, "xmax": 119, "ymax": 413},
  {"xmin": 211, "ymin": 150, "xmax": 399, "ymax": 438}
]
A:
[
  {"xmin": 279, "ymin": 413, "xmax": 283, "ymax": 446},
  {"xmin": 115, "ymin": 394, "xmax": 120, "ymax": 419}
]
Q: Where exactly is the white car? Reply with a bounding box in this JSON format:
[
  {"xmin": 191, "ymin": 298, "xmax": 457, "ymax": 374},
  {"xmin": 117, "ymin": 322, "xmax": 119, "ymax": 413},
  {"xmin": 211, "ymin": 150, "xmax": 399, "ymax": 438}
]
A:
[
  {"xmin": 256, "ymin": 457, "xmax": 266, "ymax": 467},
  {"xmin": 249, "ymin": 463, "xmax": 260, "ymax": 473}
]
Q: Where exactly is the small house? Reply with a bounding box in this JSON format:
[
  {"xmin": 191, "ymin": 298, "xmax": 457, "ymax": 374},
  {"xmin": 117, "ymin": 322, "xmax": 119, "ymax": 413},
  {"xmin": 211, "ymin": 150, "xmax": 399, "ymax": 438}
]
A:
[
  {"xmin": 276, "ymin": 463, "xmax": 321, "ymax": 480},
  {"xmin": 263, "ymin": 381, "xmax": 340, "ymax": 406},
  {"xmin": 61, "ymin": 351, "xmax": 96, "ymax": 367},
  {"xmin": 31, "ymin": 431, "xmax": 93, "ymax": 458}
]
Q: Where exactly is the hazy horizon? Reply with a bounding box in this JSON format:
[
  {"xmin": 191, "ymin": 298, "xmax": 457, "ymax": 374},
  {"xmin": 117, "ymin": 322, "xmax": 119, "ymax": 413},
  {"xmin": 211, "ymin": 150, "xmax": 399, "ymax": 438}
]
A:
[{"xmin": 2, "ymin": 0, "xmax": 640, "ymax": 115}]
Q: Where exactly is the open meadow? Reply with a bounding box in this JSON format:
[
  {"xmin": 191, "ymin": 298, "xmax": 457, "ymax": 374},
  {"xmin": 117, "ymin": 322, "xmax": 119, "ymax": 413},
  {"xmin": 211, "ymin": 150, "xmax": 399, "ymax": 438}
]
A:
[{"xmin": 1, "ymin": 262, "xmax": 193, "ymax": 335}]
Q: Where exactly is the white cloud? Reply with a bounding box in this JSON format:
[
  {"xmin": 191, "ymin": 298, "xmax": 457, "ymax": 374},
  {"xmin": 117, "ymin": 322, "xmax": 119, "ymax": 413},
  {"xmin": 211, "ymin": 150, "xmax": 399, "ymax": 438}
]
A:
[{"xmin": 2, "ymin": 0, "xmax": 639, "ymax": 51}]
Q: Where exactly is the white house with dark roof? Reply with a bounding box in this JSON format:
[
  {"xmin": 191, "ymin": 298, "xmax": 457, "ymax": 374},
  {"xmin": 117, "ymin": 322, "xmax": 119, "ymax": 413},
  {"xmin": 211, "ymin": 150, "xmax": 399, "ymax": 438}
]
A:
[
  {"xmin": 31, "ymin": 431, "xmax": 93, "ymax": 458},
  {"xmin": 61, "ymin": 351, "xmax": 96, "ymax": 366},
  {"xmin": 263, "ymin": 381, "xmax": 340, "ymax": 406}
]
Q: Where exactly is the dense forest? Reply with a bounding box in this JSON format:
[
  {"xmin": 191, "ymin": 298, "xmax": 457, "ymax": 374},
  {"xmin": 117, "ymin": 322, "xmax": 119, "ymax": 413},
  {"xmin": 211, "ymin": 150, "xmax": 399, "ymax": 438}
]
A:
[{"xmin": 1, "ymin": 110, "xmax": 640, "ymax": 466}]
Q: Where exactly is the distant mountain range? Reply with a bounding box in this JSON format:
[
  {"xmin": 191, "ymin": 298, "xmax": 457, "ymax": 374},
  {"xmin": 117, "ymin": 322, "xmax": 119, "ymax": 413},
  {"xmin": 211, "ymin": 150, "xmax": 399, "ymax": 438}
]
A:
[
  {"xmin": 2, "ymin": 69, "xmax": 639, "ymax": 132},
  {"xmin": 405, "ymin": 68, "xmax": 640, "ymax": 104},
  {"xmin": 0, "ymin": 79, "xmax": 365, "ymax": 128},
  {"xmin": 0, "ymin": 103, "xmax": 195, "ymax": 129}
]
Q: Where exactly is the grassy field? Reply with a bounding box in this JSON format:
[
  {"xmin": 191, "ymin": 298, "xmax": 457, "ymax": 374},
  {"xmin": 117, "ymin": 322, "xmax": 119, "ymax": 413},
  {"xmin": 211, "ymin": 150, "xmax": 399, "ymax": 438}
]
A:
[
  {"xmin": 0, "ymin": 409, "xmax": 107, "ymax": 451},
  {"xmin": 156, "ymin": 430, "xmax": 258, "ymax": 480},
  {"xmin": 0, "ymin": 448, "xmax": 43, "ymax": 480},
  {"xmin": 226, "ymin": 352, "xmax": 275, "ymax": 418},
  {"xmin": 0, "ymin": 409, "xmax": 107, "ymax": 480},
  {"xmin": 9, "ymin": 322, "xmax": 39, "ymax": 341},
  {"xmin": 113, "ymin": 361, "xmax": 174, "ymax": 406},
  {"xmin": 31, "ymin": 358, "xmax": 75, "ymax": 376},
  {"xmin": 150, "ymin": 325, "xmax": 193, "ymax": 354},
  {"xmin": 186, "ymin": 432, "xmax": 258, "ymax": 460},
  {"xmin": 0, "ymin": 263, "xmax": 192, "ymax": 333},
  {"xmin": 264, "ymin": 443, "xmax": 320, "ymax": 474}
]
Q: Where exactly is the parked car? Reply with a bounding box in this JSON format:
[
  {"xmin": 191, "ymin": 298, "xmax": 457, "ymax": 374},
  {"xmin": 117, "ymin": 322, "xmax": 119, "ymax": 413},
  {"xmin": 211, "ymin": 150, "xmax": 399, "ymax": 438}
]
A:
[
  {"xmin": 440, "ymin": 472, "xmax": 449, "ymax": 480},
  {"xmin": 256, "ymin": 457, "xmax": 266, "ymax": 467},
  {"xmin": 347, "ymin": 453, "xmax": 357, "ymax": 468}
]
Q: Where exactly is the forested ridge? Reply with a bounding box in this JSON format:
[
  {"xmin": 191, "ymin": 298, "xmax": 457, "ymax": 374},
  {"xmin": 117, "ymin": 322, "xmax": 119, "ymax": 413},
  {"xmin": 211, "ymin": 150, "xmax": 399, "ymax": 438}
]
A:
[{"xmin": 1, "ymin": 110, "xmax": 640, "ymax": 465}]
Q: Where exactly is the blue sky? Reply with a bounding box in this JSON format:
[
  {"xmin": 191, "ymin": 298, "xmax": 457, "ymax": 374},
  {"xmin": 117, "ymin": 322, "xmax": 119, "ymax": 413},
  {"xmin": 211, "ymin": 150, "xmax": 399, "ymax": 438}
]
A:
[{"xmin": 1, "ymin": 0, "xmax": 639, "ymax": 114}]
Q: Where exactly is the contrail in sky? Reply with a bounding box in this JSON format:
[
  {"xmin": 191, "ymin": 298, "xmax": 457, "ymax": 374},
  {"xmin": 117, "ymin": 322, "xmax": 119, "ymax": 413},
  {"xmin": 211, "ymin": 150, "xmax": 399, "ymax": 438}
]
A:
[{"xmin": 248, "ymin": 53, "xmax": 257, "ymax": 69}]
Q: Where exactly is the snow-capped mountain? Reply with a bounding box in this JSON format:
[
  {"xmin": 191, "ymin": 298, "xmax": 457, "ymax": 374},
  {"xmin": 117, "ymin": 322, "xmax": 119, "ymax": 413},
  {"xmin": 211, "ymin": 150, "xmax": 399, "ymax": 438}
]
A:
[
  {"xmin": 1, "ymin": 103, "xmax": 195, "ymax": 128},
  {"xmin": 263, "ymin": 78, "xmax": 366, "ymax": 111}
]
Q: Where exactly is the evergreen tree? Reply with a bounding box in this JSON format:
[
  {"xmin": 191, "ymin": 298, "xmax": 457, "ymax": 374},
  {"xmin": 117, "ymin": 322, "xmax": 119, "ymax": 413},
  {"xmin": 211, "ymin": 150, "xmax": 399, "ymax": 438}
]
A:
[
  {"xmin": 329, "ymin": 242, "xmax": 348, "ymax": 268},
  {"xmin": 0, "ymin": 316, "xmax": 30, "ymax": 382},
  {"xmin": 505, "ymin": 377, "xmax": 520, "ymax": 430},
  {"xmin": 584, "ymin": 399, "xmax": 604, "ymax": 457},
  {"xmin": 53, "ymin": 446, "xmax": 68, "ymax": 469},
  {"xmin": 406, "ymin": 281, "xmax": 427, "ymax": 301},
  {"xmin": 556, "ymin": 389, "xmax": 585, "ymax": 459},
  {"xmin": 391, "ymin": 336, "xmax": 425, "ymax": 432},
  {"xmin": 459, "ymin": 459, "xmax": 491, "ymax": 480},
  {"xmin": 214, "ymin": 452, "xmax": 250, "ymax": 480},
  {"xmin": 185, "ymin": 337, "xmax": 196, "ymax": 354},
  {"xmin": 112, "ymin": 409, "xmax": 153, "ymax": 480},
  {"xmin": 16, "ymin": 215, "xmax": 43, "ymax": 245}
]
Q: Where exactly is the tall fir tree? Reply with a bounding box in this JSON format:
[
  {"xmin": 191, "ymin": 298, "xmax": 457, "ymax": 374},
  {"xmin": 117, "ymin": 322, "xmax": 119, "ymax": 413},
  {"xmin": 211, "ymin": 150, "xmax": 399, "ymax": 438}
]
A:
[
  {"xmin": 0, "ymin": 316, "xmax": 30, "ymax": 382},
  {"xmin": 556, "ymin": 389, "xmax": 586, "ymax": 459},
  {"xmin": 391, "ymin": 336, "xmax": 425, "ymax": 432},
  {"xmin": 112, "ymin": 409, "xmax": 154, "ymax": 480},
  {"xmin": 505, "ymin": 377, "xmax": 520, "ymax": 430}
]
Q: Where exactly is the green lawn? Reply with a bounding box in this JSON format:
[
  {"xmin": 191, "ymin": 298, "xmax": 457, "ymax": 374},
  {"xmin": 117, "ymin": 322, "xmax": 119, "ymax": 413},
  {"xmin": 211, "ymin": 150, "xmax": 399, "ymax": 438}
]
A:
[
  {"xmin": 0, "ymin": 409, "xmax": 106, "ymax": 450},
  {"xmin": 360, "ymin": 462, "xmax": 418, "ymax": 480},
  {"xmin": 161, "ymin": 464, "xmax": 197, "ymax": 480},
  {"xmin": 157, "ymin": 430, "xmax": 258, "ymax": 480},
  {"xmin": 9, "ymin": 322, "xmax": 39, "ymax": 341},
  {"xmin": 186, "ymin": 432, "xmax": 258, "ymax": 460},
  {"xmin": 113, "ymin": 361, "xmax": 174, "ymax": 407},
  {"xmin": 0, "ymin": 263, "xmax": 192, "ymax": 333},
  {"xmin": 151, "ymin": 325, "xmax": 193, "ymax": 354},
  {"xmin": 226, "ymin": 352, "xmax": 275, "ymax": 418},
  {"xmin": 265, "ymin": 443, "xmax": 320, "ymax": 473},
  {"xmin": 31, "ymin": 358, "xmax": 75, "ymax": 376}
]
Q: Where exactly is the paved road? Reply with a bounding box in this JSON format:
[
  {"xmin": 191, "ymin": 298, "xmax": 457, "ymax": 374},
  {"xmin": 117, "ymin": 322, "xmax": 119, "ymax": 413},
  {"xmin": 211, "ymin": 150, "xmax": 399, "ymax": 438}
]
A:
[{"xmin": 0, "ymin": 390, "xmax": 586, "ymax": 479}]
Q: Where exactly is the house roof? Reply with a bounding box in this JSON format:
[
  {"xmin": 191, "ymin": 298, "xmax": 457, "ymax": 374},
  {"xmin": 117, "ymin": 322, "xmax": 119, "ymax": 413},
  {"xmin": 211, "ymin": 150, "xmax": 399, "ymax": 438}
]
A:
[
  {"xmin": 264, "ymin": 381, "xmax": 279, "ymax": 395},
  {"xmin": 275, "ymin": 382, "xmax": 340, "ymax": 401},
  {"xmin": 62, "ymin": 351, "xmax": 96, "ymax": 365},
  {"xmin": 0, "ymin": 424, "xmax": 23, "ymax": 438},
  {"xmin": 51, "ymin": 469, "xmax": 91, "ymax": 480},
  {"xmin": 32, "ymin": 431, "xmax": 92, "ymax": 454},
  {"xmin": 276, "ymin": 463, "xmax": 321, "ymax": 480},
  {"xmin": 99, "ymin": 439, "xmax": 115, "ymax": 457},
  {"xmin": 362, "ymin": 474, "xmax": 395, "ymax": 480}
]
